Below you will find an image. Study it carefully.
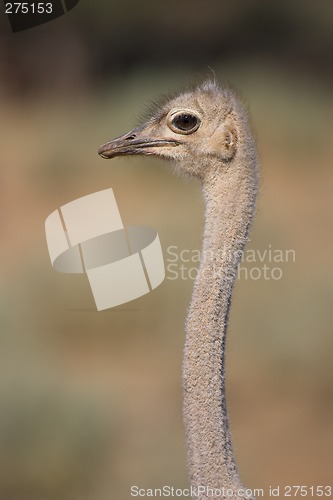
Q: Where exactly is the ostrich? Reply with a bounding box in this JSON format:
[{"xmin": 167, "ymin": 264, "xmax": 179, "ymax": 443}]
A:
[{"xmin": 98, "ymin": 80, "xmax": 259, "ymax": 500}]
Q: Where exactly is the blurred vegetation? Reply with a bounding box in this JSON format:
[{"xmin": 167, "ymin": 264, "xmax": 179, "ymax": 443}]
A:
[
  {"xmin": 0, "ymin": 0, "xmax": 333, "ymax": 97},
  {"xmin": 0, "ymin": 361, "xmax": 112, "ymax": 500},
  {"xmin": 0, "ymin": 1, "xmax": 332, "ymax": 499}
]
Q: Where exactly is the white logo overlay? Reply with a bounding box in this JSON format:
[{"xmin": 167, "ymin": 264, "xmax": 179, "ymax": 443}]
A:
[{"xmin": 45, "ymin": 188, "xmax": 165, "ymax": 310}]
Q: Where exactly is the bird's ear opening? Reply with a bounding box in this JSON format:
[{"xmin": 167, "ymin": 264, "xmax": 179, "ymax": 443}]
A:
[{"xmin": 219, "ymin": 116, "xmax": 238, "ymax": 161}]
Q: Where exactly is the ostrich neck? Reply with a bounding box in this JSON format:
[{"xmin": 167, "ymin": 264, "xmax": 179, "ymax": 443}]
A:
[{"xmin": 183, "ymin": 162, "xmax": 257, "ymax": 500}]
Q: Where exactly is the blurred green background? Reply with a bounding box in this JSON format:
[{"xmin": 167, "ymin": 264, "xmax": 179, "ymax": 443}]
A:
[{"xmin": 0, "ymin": 1, "xmax": 332, "ymax": 499}]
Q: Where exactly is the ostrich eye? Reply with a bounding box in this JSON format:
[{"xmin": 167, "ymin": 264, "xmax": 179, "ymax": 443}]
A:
[
  {"xmin": 168, "ymin": 112, "xmax": 200, "ymax": 135},
  {"xmin": 173, "ymin": 114, "xmax": 197, "ymax": 131}
]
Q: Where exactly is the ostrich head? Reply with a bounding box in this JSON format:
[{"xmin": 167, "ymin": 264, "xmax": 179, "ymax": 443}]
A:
[{"xmin": 98, "ymin": 81, "xmax": 253, "ymax": 180}]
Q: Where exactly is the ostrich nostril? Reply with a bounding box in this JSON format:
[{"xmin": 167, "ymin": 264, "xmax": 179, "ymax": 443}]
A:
[{"xmin": 125, "ymin": 134, "xmax": 136, "ymax": 141}]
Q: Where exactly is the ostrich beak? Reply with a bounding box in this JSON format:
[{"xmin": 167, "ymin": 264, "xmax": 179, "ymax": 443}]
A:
[{"xmin": 98, "ymin": 128, "xmax": 180, "ymax": 159}]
